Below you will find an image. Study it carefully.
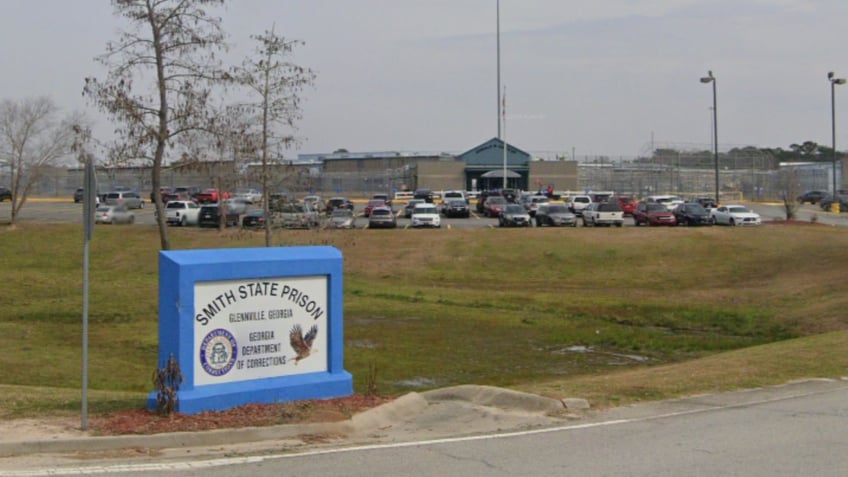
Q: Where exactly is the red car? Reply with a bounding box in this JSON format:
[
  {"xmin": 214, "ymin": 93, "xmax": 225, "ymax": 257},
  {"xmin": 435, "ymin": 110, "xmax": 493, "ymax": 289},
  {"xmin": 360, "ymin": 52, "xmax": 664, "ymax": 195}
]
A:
[
  {"xmin": 633, "ymin": 201, "xmax": 676, "ymax": 226},
  {"xmin": 613, "ymin": 195, "xmax": 637, "ymax": 216},
  {"xmin": 194, "ymin": 188, "xmax": 229, "ymax": 204},
  {"xmin": 482, "ymin": 196, "xmax": 508, "ymax": 217},
  {"xmin": 363, "ymin": 199, "xmax": 387, "ymax": 217}
]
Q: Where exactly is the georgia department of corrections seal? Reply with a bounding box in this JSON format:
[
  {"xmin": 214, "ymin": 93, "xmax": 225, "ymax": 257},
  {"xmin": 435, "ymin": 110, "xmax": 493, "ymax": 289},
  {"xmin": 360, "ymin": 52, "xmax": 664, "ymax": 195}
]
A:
[{"xmin": 200, "ymin": 328, "xmax": 238, "ymax": 377}]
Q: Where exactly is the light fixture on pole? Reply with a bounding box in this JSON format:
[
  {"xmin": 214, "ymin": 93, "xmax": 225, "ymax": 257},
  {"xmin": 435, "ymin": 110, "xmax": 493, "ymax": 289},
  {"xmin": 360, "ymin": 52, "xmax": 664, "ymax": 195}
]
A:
[
  {"xmin": 828, "ymin": 72, "xmax": 845, "ymax": 210},
  {"xmin": 700, "ymin": 71, "xmax": 719, "ymax": 205}
]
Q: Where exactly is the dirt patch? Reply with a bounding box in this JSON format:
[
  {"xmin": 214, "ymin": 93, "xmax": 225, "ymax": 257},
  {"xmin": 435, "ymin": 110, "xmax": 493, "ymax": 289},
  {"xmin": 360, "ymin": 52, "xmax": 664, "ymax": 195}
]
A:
[{"xmin": 88, "ymin": 394, "xmax": 392, "ymax": 436}]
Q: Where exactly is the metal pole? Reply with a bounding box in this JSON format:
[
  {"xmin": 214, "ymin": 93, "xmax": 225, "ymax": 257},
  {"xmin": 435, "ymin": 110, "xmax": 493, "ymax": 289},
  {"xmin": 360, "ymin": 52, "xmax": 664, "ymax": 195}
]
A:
[
  {"xmin": 712, "ymin": 79, "xmax": 719, "ymax": 205},
  {"xmin": 832, "ymin": 79, "xmax": 837, "ymax": 196},
  {"xmin": 497, "ymin": 0, "xmax": 501, "ymax": 140},
  {"xmin": 503, "ymin": 86, "xmax": 508, "ymax": 189},
  {"xmin": 81, "ymin": 158, "xmax": 96, "ymax": 431}
]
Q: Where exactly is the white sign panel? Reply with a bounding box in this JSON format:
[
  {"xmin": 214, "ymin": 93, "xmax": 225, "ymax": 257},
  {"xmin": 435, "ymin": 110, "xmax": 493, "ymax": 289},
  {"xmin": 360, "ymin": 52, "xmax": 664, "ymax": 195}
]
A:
[{"xmin": 193, "ymin": 276, "xmax": 328, "ymax": 386}]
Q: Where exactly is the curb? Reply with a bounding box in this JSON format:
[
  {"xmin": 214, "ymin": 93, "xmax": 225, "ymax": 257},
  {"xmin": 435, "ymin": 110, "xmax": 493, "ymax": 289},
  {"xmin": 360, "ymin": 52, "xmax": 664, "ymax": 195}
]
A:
[
  {"xmin": 0, "ymin": 420, "xmax": 349, "ymax": 458},
  {"xmin": 0, "ymin": 386, "xmax": 563, "ymax": 457}
]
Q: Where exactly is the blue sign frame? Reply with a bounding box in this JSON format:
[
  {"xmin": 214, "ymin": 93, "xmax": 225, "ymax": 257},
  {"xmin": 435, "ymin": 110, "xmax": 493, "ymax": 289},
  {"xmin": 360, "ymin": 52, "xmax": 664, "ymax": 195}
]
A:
[{"xmin": 148, "ymin": 246, "xmax": 352, "ymax": 414}]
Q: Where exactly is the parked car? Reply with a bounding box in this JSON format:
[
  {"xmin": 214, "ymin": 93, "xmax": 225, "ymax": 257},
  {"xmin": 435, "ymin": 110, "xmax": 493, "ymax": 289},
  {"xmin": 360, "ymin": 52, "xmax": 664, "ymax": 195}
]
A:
[
  {"xmin": 535, "ymin": 203, "xmax": 577, "ymax": 227},
  {"xmin": 149, "ymin": 187, "xmax": 172, "ymax": 203},
  {"xmin": 363, "ymin": 199, "xmax": 387, "ymax": 217},
  {"xmin": 673, "ymin": 203, "xmax": 712, "ymax": 226},
  {"xmin": 303, "ymin": 195, "xmax": 326, "ymax": 214},
  {"xmin": 173, "ymin": 185, "xmax": 202, "ymax": 199},
  {"xmin": 499, "ymin": 204, "xmax": 531, "ymax": 227},
  {"xmin": 482, "ymin": 196, "xmax": 508, "ymax": 217},
  {"xmin": 165, "ymin": 200, "xmax": 202, "ymax": 226},
  {"xmin": 73, "ymin": 188, "xmax": 100, "ymax": 204},
  {"xmin": 819, "ymin": 194, "xmax": 848, "ymax": 211},
  {"xmin": 522, "ymin": 195, "xmax": 549, "ymax": 217},
  {"xmin": 797, "ymin": 190, "xmax": 829, "ymax": 205},
  {"xmin": 692, "ymin": 196, "xmax": 718, "ymax": 209},
  {"xmin": 241, "ymin": 209, "xmax": 268, "ymax": 228},
  {"xmin": 501, "ymin": 188, "xmax": 518, "ymax": 203},
  {"xmin": 441, "ymin": 199, "xmax": 471, "ymax": 218},
  {"xmin": 411, "ymin": 203, "xmax": 441, "ymax": 228},
  {"xmin": 567, "ymin": 195, "xmax": 592, "ymax": 216},
  {"xmin": 0, "ymin": 187, "xmax": 11, "ymax": 202},
  {"xmin": 612, "ymin": 195, "xmax": 637, "ymax": 216},
  {"xmin": 223, "ymin": 197, "xmax": 252, "ymax": 215},
  {"xmin": 710, "ymin": 205, "xmax": 762, "ymax": 226},
  {"xmin": 198, "ymin": 204, "xmax": 240, "ymax": 228},
  {"xmin": 325, "ymin": 197, "xmax": 355, "ymax": 214},
  {"xmin": 582, "ymin": 202, "xmax": 624, "ymax": 227},
  {"xmin": 327, "ymin": 208, "xmax": 357, "ymax": 229},
  {"xmin": 646, "ymin": 194, "xmax": 684, "ymax": 211},
  {"xmin": 590, "ymin": 192, "xmax": 613, "ymax": 203},
  {"xmin": 104, "ymin": 191, "xmax": 145, "ymax": 209},
  {"xmin": 94, "ymin": 204, "xmax": 135, "ymax": 224},
  {"xmin": 371, "ymin": 193, "xmax": 393, "ymax": 207},
  {"xmin": 476, "ymin": 189, "xmax": 502, "ymax": 214},
  {"xmin": 441, "ymin": 190, "xmax": 467, "ymax": 204},
  {"xmin": 162, "ymin": 192, "xmax": 191, "ymax": 204},
  {"xmin": 633, "ymin": 201, "xmax": 676, "ymax": 226},
  {"xmin": 403, "ymin": 199, "xmax": 425, "ymax": 218},
  {"xmin": 194, "ymin": 188, "xmax": 228, "ymax": 204},
  {"xmin": 277, "ymin": 201, "xmax": 320, "ymax": 229},
  {"xmin": 368, "ymin": 206, "xmax": 397, "ymax": 229},
  {"xmin": 413, "ymin": 188, "xmax": 434, "ymax": 203},
  {"xmin": 231, "ymin": 188, "xmax": 263, "ymax": 204}
]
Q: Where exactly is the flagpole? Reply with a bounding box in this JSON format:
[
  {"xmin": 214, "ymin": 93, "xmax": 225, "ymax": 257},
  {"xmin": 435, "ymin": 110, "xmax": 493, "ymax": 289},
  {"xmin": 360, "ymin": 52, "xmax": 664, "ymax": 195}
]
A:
[
  {"xmin": 497, "ymin": 0, "xmax": 501, "ymax": 140},
  {"xmin": 502, "ymin": 85, "xmax": 507, "ymax": 190}
]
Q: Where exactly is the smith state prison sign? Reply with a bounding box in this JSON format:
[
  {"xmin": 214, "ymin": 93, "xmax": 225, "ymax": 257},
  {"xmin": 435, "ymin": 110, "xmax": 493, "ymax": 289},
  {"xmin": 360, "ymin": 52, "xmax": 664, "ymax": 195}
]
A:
[{"xmin": 148, "ymin": 246, "xmax": 352, "ymax": 414}]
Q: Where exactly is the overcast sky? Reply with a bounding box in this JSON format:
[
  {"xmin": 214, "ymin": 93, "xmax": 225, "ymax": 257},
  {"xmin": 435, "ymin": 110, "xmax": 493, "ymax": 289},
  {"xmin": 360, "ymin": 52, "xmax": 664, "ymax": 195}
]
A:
[{"xmin": 3, "ymin": 0, "xmax": 848, "ymax": 159}]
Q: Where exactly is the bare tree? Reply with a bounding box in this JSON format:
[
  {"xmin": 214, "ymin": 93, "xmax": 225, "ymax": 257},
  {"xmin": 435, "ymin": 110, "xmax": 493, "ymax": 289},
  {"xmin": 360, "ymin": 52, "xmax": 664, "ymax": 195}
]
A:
[
  {"xmin": 778, "ymin": 166, "xmax": 800, "ymax": 220},
  {"xmin": 230, "ymin": 25, "xmax": 315, "ymax": 246},
  {"xmin": 0, "ymin": 97, "xmax": 76, "ymax": 226},
  {"xmin": 84, "ymin": 0, "xmax": 229, "ymax": 250}
]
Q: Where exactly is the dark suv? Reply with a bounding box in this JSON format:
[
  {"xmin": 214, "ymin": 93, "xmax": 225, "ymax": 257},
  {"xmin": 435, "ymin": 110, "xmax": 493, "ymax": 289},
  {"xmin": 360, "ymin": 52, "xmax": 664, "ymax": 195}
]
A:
[
  {"xmin": 413, "ymin": 188, "xmax": 434, "ymax": 203},
  {"xmin": 797, "ymin": 190, "xmax": 828, "ymax": 205},
  {"xmin": 0, "ymin": 187, "xmax": 11, "ymax": 202},
  {"xmin": 325, "ymin": 197, "xmax": 354, "ymax": 214},
  {"xmin": 198, "ymin": 204, "xmax": 240, "ymax": 227}
]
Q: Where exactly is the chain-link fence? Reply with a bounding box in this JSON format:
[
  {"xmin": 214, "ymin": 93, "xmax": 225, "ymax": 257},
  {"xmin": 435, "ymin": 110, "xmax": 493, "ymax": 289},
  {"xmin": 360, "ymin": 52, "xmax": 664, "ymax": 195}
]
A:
[{"xmin": 10, "ymin": 155, "xmax": 841, "ymax": 203}]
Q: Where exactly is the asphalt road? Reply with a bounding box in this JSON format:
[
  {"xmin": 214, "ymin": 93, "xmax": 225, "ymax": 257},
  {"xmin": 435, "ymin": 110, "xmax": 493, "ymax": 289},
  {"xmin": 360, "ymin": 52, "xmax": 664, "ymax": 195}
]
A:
[
  {"xmin": 10, "ymin": 379, "xmax": 845, "ymax": 476},
  {"xmin": 220, "ymin": 380, "xmax": 848, "ymax": 477},
  {"xmin": 4, "ymin": 199, "xmax": 847, "ymax": 229}
]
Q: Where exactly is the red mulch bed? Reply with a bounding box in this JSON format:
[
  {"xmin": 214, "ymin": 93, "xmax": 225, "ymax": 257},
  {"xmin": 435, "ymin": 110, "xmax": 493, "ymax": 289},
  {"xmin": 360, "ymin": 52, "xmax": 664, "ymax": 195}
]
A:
[{"xmin": 89, "ymin": 394, "xmax": 392, "ymax": 436}]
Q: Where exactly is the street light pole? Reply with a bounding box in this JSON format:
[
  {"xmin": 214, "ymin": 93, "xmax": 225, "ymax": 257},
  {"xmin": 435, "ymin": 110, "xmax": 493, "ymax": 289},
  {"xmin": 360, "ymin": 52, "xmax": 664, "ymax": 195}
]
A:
[
  {"xmin": 700, "ymin": 71, "xmax": 719, "ymax": 205},
  {"xmin": 829, "ymin": 72, "xmax": 846, "ymax": 206}
]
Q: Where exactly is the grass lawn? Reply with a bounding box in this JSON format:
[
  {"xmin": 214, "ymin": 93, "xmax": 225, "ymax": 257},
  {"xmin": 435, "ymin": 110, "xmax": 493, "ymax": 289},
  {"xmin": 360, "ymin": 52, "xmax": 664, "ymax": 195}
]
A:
[{"xmin": 1, "ymin": 222, "xmax": 846, "ymax": 418}]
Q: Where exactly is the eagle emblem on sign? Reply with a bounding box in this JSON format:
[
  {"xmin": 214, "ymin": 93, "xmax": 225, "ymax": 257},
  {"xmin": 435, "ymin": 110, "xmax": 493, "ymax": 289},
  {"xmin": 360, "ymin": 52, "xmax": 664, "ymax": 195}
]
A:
[{"xmin": 289, "ymin": 324, "xmax": 318, "ymax": 365}]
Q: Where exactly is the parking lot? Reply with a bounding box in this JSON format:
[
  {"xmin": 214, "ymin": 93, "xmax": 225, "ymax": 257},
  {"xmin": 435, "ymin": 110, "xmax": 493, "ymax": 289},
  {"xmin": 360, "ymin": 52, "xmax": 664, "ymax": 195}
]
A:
[{"xmin": 4, "ymin": 198, "xmax": 848, "ymax": 229}]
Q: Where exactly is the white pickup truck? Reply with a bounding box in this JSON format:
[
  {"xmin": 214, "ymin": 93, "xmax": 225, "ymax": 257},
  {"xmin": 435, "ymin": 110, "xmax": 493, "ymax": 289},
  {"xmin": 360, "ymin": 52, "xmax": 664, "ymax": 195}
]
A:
[{"xmin": 165, "ymin": 200, "xmax": 201, "ymax": 226}]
